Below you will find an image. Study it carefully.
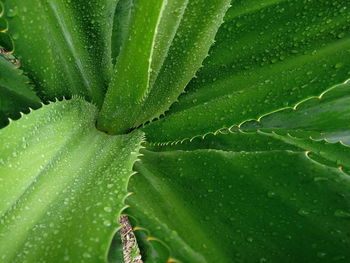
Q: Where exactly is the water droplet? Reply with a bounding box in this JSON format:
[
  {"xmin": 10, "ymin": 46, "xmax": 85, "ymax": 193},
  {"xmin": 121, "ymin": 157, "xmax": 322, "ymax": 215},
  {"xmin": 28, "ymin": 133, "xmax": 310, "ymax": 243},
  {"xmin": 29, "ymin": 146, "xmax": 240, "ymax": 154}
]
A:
[
  {"xmin": 334, "ymin": 209, "xmax": 350, "ymax": 218},
  {"xmin": 83, "ymin": 252, "xmax": 91, "ymax": 258},
  {"xmin": 103, "ymin": 220, "xmax": 112, "ymax": 227},
  {"xmin": 337, "ymin": 32, "xmax": 345, "ymax": 39},
  {"xmin": 335, "ymin": 63, "xmax": 344, "ymax": 69},
  {"xmin": 104, "ymin": 207, "xmax": 112, "ymax": 213},
  {"xmin": 317, "ymin": 252, "xmax": 326, "ymax": 258},
  {"xmin": 267, "ymin": 191, "xmax": 276, "ymax": 198},
  {"xmin": 298, "ymin": 209, "xmax": 310, "ymax": 216}
]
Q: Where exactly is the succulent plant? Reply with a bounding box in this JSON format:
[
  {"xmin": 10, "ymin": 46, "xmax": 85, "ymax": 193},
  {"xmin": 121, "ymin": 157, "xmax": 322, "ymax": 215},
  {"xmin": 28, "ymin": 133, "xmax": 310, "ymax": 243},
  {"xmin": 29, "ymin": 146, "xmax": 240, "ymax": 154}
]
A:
[{"xmin": 0, "ymin": 0, "xmax": 350, "ymax": 262}]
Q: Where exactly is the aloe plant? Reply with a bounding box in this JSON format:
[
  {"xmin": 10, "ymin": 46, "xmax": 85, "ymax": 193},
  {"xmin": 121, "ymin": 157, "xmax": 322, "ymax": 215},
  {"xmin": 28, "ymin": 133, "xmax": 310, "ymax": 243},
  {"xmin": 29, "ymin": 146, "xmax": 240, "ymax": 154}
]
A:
[{"xmin": 0, "ymin": 0, "xmax": 350, "ymax": 262}]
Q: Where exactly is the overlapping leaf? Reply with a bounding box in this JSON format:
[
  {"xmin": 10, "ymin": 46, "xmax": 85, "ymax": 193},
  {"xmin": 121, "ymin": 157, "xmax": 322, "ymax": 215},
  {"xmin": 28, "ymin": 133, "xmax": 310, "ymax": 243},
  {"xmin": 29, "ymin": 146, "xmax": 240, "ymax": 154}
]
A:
[
  {"xmin": 0, "ymin": 98, "xmax": 143, "ymax": 262},
  {"xmin": 148, "ymin": 129, "xmax": 301, "ymax": 152},
  {"xmin": 143, "ymin": 0, "xmax": 350, "ymax": 143},
  {"xmin": 111, "ymin": 0, "xmax": 133, "ymax": 63},
  {"xmin": 0, "ymin": 54, "xmax": 40, "ymax": 127},
  {"xmin": 1, "ymin": 0, "xmax": 119, "ymax": 106},
  {"xmin": 98, "ymin": 0, "xmax": 231, "ymax": 134},
  {"xmin": 150, "ymin": 124, "xmax": 350, "ymax": 173},
  {"xmin": 99, "ymin": 0, "xmax": 187, "ymax": 133},
  {"xmin": 262, "ymin": 131, "xmax": 350, "ymax": 173},
  {"xmin": 241, "ymin": 81, "xmax": 350, "ymax": 144},
  {"xmin": 127, "ymin": 149, "xmax": 350, "ymax": 262},
  {"xmin": 229, "ymin": 80, "xmax": 350, "ymax": 172},
  {"xmin": 0, "ymin": 0, "xmax": 349, "ymax": 262}
]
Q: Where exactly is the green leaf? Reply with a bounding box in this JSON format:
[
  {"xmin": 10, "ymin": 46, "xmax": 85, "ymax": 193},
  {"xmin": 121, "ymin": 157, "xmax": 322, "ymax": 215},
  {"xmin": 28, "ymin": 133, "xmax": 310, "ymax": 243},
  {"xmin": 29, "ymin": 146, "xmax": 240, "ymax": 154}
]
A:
[
  {"xmin": 143, "ymin": 0, "xmax": 350, "ymax": 143},
  {"xmin": 0, "ymin": 97, "xmax": 144, "ymax": 262},
  {"xmin": 0, "ymin": 54, "xmax": 40, "ymax": 127},
  {"xmin": 148, "ymin": 124, "xmax": 350, "ymax": 174},
  {"xmin": 0, "ymin": 5, "xmax": 13, "ymax": 52},
  {"xmin": 0, "ymin": 16, "xmax": 8, "ymax": 31},
  {"xmin": 0, "ymin": 32, "xmax": 13, "ymax": 51},
  {"xmin": 107, "ymin": 233, "xmax": 124, "ymax": 263},
  {"xmin": 241, "ymin": 81, "xmax": 350, "ymax": 145},
  {"xmin": 147, "ymin": 129, "xmax": 301, "ymax": 152},
  {"xmin": 2, "ymin": 0, "xmax": 119, "ymax": 106},
  {"xmin": 228, "ymin": 80, "xmax": 350, "ymax": 172},
  {"xmin": 261, "ymin": 131, "xmax": 350, "ymax": 173},
  {"xmin": 111, "ymin": 0, "xmax": 133, "ymax": 64},
  {"xmin": 127, "ymin": 149, "xmax": 350, "ymax": 262},
  {"xmin": 134, "ymin": 0, "xmax": 231, "ymax": 126},
  {"xmin": 99, "ymin": 0, "xmax": 181, "ymax": 134},
  {"xmin": 98, "ymin": 0, "xmax": 231, "ymax": 134}
]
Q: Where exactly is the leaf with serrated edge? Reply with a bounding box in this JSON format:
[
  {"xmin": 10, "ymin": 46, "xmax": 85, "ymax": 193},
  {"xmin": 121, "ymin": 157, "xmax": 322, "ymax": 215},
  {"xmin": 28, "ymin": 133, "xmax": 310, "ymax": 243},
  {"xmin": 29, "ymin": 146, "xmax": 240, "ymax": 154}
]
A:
[
  {"xmin": 111, "ymin": 0, "xmax": 133, "ymax": 64},
  {"xmin": 0, "ymin": 98, "xmax": 143, "ymax": 263},
  {"xmin": 127, "ymin": 149, "xmax": 350, "ymax": 262},
  {"xmin": 2, "ymin": 0, "xmax": 119, "ymax": 106},
  {"xmin": 98, "ymin": 0, "xmax": 187, "ymax": 134},
  {"xmin": 262, "ymin": 130, "xmax": 350, "ymax": 173},
  {"xmin": 147, "ymin": 129, "xmax": 302, "ymax": 152},
  {"xmin": 241, "ymin": 81, "xmax": 350, "ymax": 145},
  {"xmin": 227, "ymin": 80, "xmax": 350, "ymax": 172},
  {"xmin": 0, "ymin": 55, "xmax": 40, "ymax": 127},
  {"xmin": 148, "ymin": 126, "xmax": 350, "ymax": 174},
  {"xmin": 98, "ymin": 0, "xmax": 231, "ymax": 134},
  {"xmin": 143, "ymin": 0, "xmax": 350, "ymax": 143}
]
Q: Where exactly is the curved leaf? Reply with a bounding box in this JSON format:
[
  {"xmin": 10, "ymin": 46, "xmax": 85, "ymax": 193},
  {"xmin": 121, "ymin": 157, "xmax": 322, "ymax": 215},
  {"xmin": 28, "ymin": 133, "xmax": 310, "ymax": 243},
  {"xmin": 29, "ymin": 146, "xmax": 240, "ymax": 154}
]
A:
[
  {"xmin": 241, "ymin": 80, "xmax": 350, "ymax": 145},
  {"xmin": 229, "ymin": 80, "xmax": 350, "ymax": 172},
  {"xmin": 2, "ymin": 0, "xmax": 119, "ymax": 106},
  {"xmin": 111, "ymin": 0, "xmax": 133, "ymax": 64},
  {"xmin": 134, "ymin": 0, "xmax": 231, "ymax": 127},
  {"xmin": 149, "ymin": 125, "xmax": 350, "ymax": 174},
  {"xmin": 147, "ymin": 129, "xmax": 301, "ymax": 152},
  {"xmin": 0, "ymin": 54, "xmax": 40, "ymax": 127},
  {"xmin": 98, "ymin": 0, "xmax": 231, "ymax": 134},
  {"xmin": 260, "ymin": 131, "xmax": 350, "ymax": 173},
  {"xmin": 99, "ymin": 0, "xmax": 184, "ymax": 134},
  {"xmin": 143, "ymin": 0, "xmax": 350, "ymax": 143},
  {"xmin": 0, "ymin": 98, "xmax": 143, "ymax": 262},
  {"xmin": 127, "ymin": 149, "xmax": 350, "ymax": 262},
  {"xmin": 0, "ymin": 6, "xmax": 13, "ymax": 52}
]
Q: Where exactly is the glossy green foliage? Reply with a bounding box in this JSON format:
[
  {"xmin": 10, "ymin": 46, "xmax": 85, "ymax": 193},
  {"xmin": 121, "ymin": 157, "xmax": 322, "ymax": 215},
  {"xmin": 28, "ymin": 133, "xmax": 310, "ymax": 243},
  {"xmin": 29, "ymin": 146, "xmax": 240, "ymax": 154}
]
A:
[
  {"xmin": 98, "ymin": 0, "xmax": 231, "ymax": 134},
  {"xmin": 0, "ymin": 98, "xmax": 143, "ymax": 262},
  {"xmin": 127, "ymin": 149, "xmax": 350, "ymax": 262},
  {"xmin": 143, "ymin": 0, "xmax": 350, "ymax": 143},
  {"xmin": 1, "ymin": 0, "xmax": 119, "ymax": 106},
  {"xmin": 111, "ymin": 0, "xmax": 133, "ymax": 63},
  {"xmin": 0, "ymin": 55, "xmax": 40, "ymax": 127},
  {"xmin": 98, "ymin": 0, "xmax": 177, "ymax": 133},
  {"xmin": 1, "ymin": 0, "xmax": 350, "ymax": 262},
  {"xmin": 241, "ymin": 81, "xmax": 350, "ymax": 144},
  {"xmin": 234, "ymin": 81, "xmax": 350, "ymax": 172},
  {"xmin": 151, "ymin": 128, "xmax": 350, "ymax": 173},
  {"xmin": 148, "ymin": 129, "xmax": 301, "ymax": 152},
  {"xmin": 265, "ymin": 131, "xmax": 350, "ymax": 173},
  {"xmin": 0, "ymin": 2, "xmax": 12, "ymax": 52}
]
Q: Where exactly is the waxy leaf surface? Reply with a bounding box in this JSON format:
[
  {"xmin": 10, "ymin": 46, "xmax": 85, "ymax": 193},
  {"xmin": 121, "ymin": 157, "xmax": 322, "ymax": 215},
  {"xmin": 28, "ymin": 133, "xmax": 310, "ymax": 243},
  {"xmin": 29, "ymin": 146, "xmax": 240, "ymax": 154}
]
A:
[
  {"xmin": 143, "ymin": 0, "xmax": 350, "ymax": 143},
  {"xmin": 2, "ymin": 0, "xmax": 119, "ymax": 106},
  {"xmin": 0, "ymin": 55, "xmax": 40, "ymax": 128},
  {"xmin": 128, "ymin": 149, "xmax": 350, "ymax": 263},
  {"xmin": 0, "ymin": 98, "xmax": 143, "ymax": 263}
]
